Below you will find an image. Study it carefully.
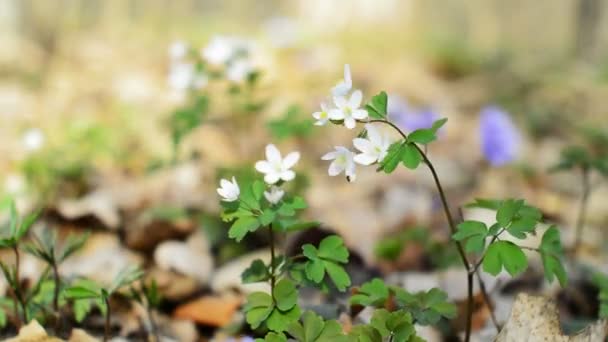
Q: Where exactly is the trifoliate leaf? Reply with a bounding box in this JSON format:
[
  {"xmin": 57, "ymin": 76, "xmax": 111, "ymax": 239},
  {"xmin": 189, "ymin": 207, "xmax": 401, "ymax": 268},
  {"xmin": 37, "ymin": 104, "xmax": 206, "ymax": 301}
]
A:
[
  {"xmin": 229, "ymin": 216, "xmax": 260, "ymax": 242},
  {"xmin": 259, "ymin": 209, "xmax": 276, "ymax": 226},
  {"xmin": 431, "ymin": 118, "xmax": 448, "ymax": 132},
  {"xmin": 274, "ymin": 278, "xmax": 298, "ymax": 311},
  {"xmin": 366, "ymin": 91, "xmax": 388, "ymax": 119},
  {"xmin": 350, "ymin": 278, "xmax": 390, "ymax": 307},
  {"xmin": 401, "ymin": 144, "xmax": 422, "ymax": 169},
  {"xmin": 453, "ymin": 220, "xmax": 488, "ymax": 253},
  {"xmin": 408, "ymin": 129, "xmax": 436, "ymax": 145},
  {"xmin": 539, "ymin": 226, "xmax": 567, "ymax": 287},
  {"xmin": 242, "ymin": 259, "xmax": 270, "ymax": 283},
  {"xmin": 394, "ymin": 287, "xmax": 456, "ymax": 325},
  {"xmin": 483, "ymin": 241, "xmax": 527, "ymax": 276},
  {"xmin": 304, "ymin": 258, "xmax": 325, "ymax": 283}
]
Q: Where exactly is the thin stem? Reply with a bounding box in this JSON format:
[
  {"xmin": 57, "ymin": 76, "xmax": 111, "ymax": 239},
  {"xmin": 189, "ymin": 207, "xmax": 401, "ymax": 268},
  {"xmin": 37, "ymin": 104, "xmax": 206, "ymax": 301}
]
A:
[
  {"xmin": 104, "ymin": 296, "xmax": 111, "ymax": 342},
  {"xmin": 573, "ymin": 167, "xmax": 590, "ymax": 254},
  {"xmin": 368, "ymin": 119, "xmax": 474, "ymax": 342},
  {"xmin": 52, "ymin": 262, "xmax": 61, "ymax": 334},
  {"xmin": 147, "ymin": 306, "xmax": 160, "ymax": 342},
  {"xmin": 12, "ymin": 246, "xmax": 27, "ymax": 323},
  {"xmin": 475, "ymin": 272, "xmax": 500, "ymax": 332},
  {"xmin": 269, "ymin": 226, "xmax": 276, "ymax": 293}
]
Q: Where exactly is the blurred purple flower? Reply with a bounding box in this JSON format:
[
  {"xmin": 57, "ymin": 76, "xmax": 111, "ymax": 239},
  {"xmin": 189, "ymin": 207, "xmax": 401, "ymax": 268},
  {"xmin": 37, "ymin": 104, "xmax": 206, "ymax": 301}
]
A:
[
  {"xmin": 479, "ymin": 106, "xmax": 521, "ymax": 166},
  {"xmin": 387, "ymin": 95, "xmax": 440, "ymax": 133}
]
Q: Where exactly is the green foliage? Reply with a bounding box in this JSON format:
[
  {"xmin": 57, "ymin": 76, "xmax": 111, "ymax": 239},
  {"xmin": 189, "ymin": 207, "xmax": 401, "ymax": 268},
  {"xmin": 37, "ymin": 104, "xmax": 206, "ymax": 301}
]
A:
[
  {"xmin": 482, "ymin": 241, "xmax": 527, "ymax": 276},
  {"xmin": 169, "ymin": 94, "xmax": 209, "ymax": 158},
  {"xmin": 267, "ymin": 105, "xmax": 314, "ymax": 141},
  {"xmin": 244, "ymin": 286, "xmax": 301, "ymax": 332},
  {"xmin": 365, "ymin": 92, "xmax": 388, "ymax": 119},
  {"xmin": 0, "ymin": 200, "xmax": 39, "ymax": 249},
  {"xmin": 242, "ymin": 259, "xmax": 271, "ymax": 283},
  {"xmin": 550, "ymin": 127, "xmax": 608, "ymax": 177},
  {"xmin": 369, "ymin": 309, "xmax": 419, "ymax": 342},
  {"xmin": 288, "ymin": 311, "xmax": 348, "ymax": 342},
  {"xmin": 538, "ymin": 226, "xmax": 567, "ymax": 287},
  {"xmin": 592, "ymin": 272, "xmax": 608, "ymax": 319},
  {"xmin": 350, "ymin": 278, "xmax": 390, "ymax": 307},
  {"xmin": 301, "ymin": 235, "xmax": 351, "ymax": 291},
  {"xmin": 394, "ymin": 288, "xmax": 457, "ymax": 325},
  {"xmin": 453, "ymin": 220, "xmax": 488, "ymax": 254}
]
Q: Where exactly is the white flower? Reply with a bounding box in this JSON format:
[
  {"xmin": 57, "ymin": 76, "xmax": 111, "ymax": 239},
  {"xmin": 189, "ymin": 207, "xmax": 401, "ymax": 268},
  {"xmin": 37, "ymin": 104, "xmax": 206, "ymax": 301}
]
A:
[
  {"xmin": 217, "ymin": 177, "xmax": 240, "ymax": 202},
  {"xmin": 227, "ymin": 59, "xmax": 254, "ymax": 83},
  {"xmin": 169, "ymin": 41, "xmax": 188, "ymax": 60},
  {"xmin": 353, "ymin": 123, "xmax": 393, "ymax": 165},
  {"xmin": 332, "ymin": 64, "xmax": 352, "ymax": 97},
  {"xmin": 22, "ymin": 128, "xmax": 44, "ymax": 152},
  {"xmin": 329, "ymin": 90, "xmax": 368, "ymax": 129},
  {"xmin": 321, "ymin": 146, "xmax": 357, "ymax": 182},
  {"xmin": 312, "ymin": 102, "xmax": 331, "ymax": 126},
  {"xmin": 202, "ymin": 36, "xmax": 235, "ymax": 65},
  {"xmin": 264, "ymin": 186, "xmax": 285, "ymax": 204},
  {"xmin": 255, "ymin": 144, "xmax": 300, "ymax": 184}
]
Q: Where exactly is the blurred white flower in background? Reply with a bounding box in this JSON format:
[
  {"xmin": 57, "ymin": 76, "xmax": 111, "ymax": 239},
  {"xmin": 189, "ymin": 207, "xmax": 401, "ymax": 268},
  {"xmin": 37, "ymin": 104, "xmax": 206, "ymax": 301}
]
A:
[
  {"xmin": 226, "ymin": 59, "xmax": 254, "ymax": 83},
  {"xmin": 332, "ymin": 64, "xmax": 352, "ymax": 97},
  {"xmin": 22, "ymin": 128, "xmax": 44, "ymax": 152},
  {"xmin": 169, "ymin": 40, "xmax": 188, "ymax": 61},
  {"xmin": 4, "ymin": 173, "xmax": 25, "ymax": 195}
]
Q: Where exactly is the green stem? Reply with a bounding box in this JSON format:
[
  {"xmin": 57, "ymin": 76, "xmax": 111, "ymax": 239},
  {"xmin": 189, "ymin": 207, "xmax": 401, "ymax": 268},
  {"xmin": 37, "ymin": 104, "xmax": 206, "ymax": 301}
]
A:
[
  {"xmin": 147, "ymin": 306, "xmax": 160, "ymax": 342},
  {"xmin": 12, "ymin": 246, "xmax": 27, "ymax": 324},
  {"xmin": 269, "ymin": 226, "xmax": 276, "ymax": 294},
  {"xmin": 104, "ymin": 296, "xmax": 111, "ymax": 342},
  {"xmin": 476, "ymin": 272, "xmax": 500, "ymax": 332},
  {"xmin": 52, "ymin": 262, "xmax": 61, "ymax": 334},
  {"xmin": 573, "ymin": 167, "xmax": 590, "ymax": 254}
]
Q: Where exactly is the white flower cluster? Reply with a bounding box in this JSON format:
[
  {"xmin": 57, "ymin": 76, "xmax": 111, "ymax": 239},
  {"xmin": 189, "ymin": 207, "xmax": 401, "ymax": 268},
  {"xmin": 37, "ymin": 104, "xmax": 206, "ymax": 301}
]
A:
[
  {"xmin": 217, "ymin": 144, "xmax": 300, "ymax": 205},
  {"xmin": 201, "ymin": 36, "xmax": 257, "ymax": 83},
  {"xmin": 167, "ymin": 41, "xmax": 207, "ymax": 92},
  {"xmin": 314, "ymin": 65, "xmax": 395, "ymax": 182},
  {"xmin": 168, "ymin": 36, "xmax": 259, "ymax": 94}
]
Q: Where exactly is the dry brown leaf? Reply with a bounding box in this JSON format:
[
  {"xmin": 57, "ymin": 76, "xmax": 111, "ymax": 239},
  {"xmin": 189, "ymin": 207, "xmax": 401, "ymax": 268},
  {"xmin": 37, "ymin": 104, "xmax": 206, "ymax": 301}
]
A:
[{"xmin": 496, "ymin": 293, "xmax": 608, "ymax": 342}]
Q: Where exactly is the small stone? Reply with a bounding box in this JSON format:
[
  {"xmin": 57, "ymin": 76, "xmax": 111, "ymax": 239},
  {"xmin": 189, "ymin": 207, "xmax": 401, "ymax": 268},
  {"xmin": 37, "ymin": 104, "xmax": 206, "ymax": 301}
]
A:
[{"xmin": 4, "ymin": 320, "xmax": 62, "ymax": 342}]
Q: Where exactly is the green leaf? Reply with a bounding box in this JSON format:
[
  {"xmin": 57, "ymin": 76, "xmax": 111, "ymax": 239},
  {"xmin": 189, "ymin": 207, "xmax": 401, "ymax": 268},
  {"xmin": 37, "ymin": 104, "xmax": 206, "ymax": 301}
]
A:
[
  {"xmin": 431, "ymin": 118, "xmax": 448, "ymax": 132},
  {"xmin": 228, "ymin": 216, "xmax": 260, "ymax": 242},
  {"xmin": 64, "ymin": 286, "xmax": 100, "ymax": 300},
  {"xmin": 453, "ymin": 220, "xmax": 488, "ymax": 253},
  {"xmin": 507, "ymin": 217, "xmax": 537, "ymax": 239},
  {"xmin": 266, "ymin": 305, "xmax": 301, "ymax": 332},
  {"xmin": 259, "ymin": 209, "xmax": 276, "ymax": 226},
  {"xmin": 350, "ymin": 278, "xmax": 389, "ymax": 307},
  {"xmin": 379, "ymin": 142, "xmax": 405, "ymax": 173},
  {"xmin": 245, "ymin": 292, "xmax": 274, "ymax": 329},
  {"xmin": 370, "ymin": 309, "xmax": 415, "ymax": 340},
  {"xmin": 539, "ymin": 226, "xmax": 567, "ymax": 287},
  {"xmin": 401, "ymin": 144, "xmax": 422, "ymax": 169},
  {"xmin": 252, "ymin": 180, "xmax": 266, "ymax": 201},
  {"xmin": 304, "ymin": 258, "xmax": 325, "ymax": 283},
  {"xmin": 318, "ymin": 235, "xmax": 349, "ymax": 263},
  {"xmin": 394, "ymin": 287, "xmax": 456, "ymax": 325},
  {"xmin": 483, "ymin": 241, "xmax": 528, "ymax": 276},
  {"xmin": 17, "ymin": 210, "xmax": 40, "ymax": 239},
  {"xmin": 274, "ymin": 279, "xmax": 298, "ymax": 311},
  {"xmin": 496, "ymin": 199, "xmax": 523, "ymax": 227},
  {"xmin": 242, "ymin": 259, "xmax": 270, "ymax": 283},
  {"xmin": 365, "ymin": 91, "xmax": 388, "ymax": 119},
  {"xmin": 465, "ymin": 198, "xmax": 502, "ymax": 210},
  {"xmin": 408, "ymin": 129, "xmax": 436, "ymax": 145},
  {"xmin": 323, "ymin": 261, "xmax": 351, "ymax": 291}
]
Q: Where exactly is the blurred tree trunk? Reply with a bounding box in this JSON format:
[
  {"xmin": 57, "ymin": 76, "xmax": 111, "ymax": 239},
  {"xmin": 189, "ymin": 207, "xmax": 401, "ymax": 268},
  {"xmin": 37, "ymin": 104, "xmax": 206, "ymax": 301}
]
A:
[{"xmin": 575, "ymin": 0, "xmax": 602, "ymax": 61}]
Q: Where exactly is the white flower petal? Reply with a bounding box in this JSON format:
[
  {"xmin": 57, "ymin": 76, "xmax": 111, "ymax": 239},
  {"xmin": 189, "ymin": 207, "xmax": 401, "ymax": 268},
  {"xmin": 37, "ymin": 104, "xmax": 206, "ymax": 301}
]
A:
[
  {"xmin": 329, "ymin": 109, "xmax": 345, "ymax": 120},
  {"xmin": 343, "ymin": 64, "xmax": 352, "ymax": 87},
  {"xmin": 264, "ymin": 173, "xmax": 280, "ymax": 185},
  {"xmin": 352, "ymin": 109, "xmax": 368, "ymax": 120},
  {"xmin": 334, "ymin": 96, "xmax": 348, "ymax": 109},
  {"xmin": 328, "ymin": 161, "xmax": 345, "ymax": 176},
  {"xmin": 352, "ymin": 138, "xmax": 375, "ymax": 154},
  {"xmin": 283, "ymin": 152, "xmax": 300, "ymax": 169},
  {"xmin": 350, "ymin": 90, "xmax": 362, "ymax": 108},
  {"xmin": 265, "ymin": 144, "xmax": 282, "ymax": 163},
  {"xmin": 321, "ymin": 151, "xmax": 338, "ymax": 160},
  {"xmin": 344, "ymin": 117, "xmax": 357, "ymax": 129},
  {"xmin": 280, "ymin": 170, "xmax": 295, "ymax": 182},
  {"xmin": 354, "ymin": 154, "xmax": 377, "ymax": 165},
  {"xmin": 255, "ymin": 161, "xmax": 273, "ymax": 174}
]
